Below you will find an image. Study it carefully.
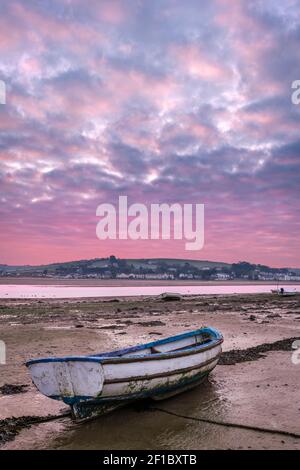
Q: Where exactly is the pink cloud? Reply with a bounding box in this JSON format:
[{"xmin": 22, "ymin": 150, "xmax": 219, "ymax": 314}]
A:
[
  {"xmin": 0, "ymin": 0, "xmax": 299, "ymax": 268},
  {"xmin": 171, "ymin": 44, "xmax": 232, "ymax": 81}
]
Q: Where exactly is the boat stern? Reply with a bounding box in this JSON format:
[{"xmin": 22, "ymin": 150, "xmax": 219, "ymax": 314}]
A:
[{"xmin": 26, "ymin": 358, "xmax": 104, "ymax": 404}]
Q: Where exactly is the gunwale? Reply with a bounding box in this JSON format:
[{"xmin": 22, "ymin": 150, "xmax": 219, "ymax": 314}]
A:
[{"xmin": 26, "ymin": 327, "xmax": 223, "ymax": 366}]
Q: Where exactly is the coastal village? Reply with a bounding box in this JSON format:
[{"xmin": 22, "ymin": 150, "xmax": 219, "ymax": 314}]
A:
[{"xmin": 1, "ymin": 257, "xmax": 300, "ymax": 282}]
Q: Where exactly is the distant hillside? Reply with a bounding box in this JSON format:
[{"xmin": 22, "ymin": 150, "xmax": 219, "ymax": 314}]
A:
[
  {"xmin": 0, "ymin": 257, "xmax": 231, "ymax": 273},
  {"xmin": 126, "ymin": 258, "xmax": 230, "ymax": 269},
  {"xmin": 0, "ymin": 258, "xmax": 299, "ymax": 281}
]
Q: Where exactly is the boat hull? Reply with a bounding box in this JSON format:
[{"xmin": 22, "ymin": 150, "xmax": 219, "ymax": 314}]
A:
[
  {"xmin": 71, "ymin": 352, "xmax": 220, "ymax": 421},
  {"xmin": 279, "ymin": 292, "xmax": 296, "ymax": 297},
  {"xmin": 71, "ymin": 370, "xmax": 210, "ymax": 422}
]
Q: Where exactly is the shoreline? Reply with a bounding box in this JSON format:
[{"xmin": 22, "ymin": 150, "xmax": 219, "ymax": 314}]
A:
[
  {"xmin": 1, "ymin": 278, "xmax": 299, "ymax": 300},
  {"xmin": 0, "ymin": 277, "xmax": 299, "ymax": 286}
]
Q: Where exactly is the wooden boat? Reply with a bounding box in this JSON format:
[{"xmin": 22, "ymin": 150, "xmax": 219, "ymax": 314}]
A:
[
  {"xmin": 273, "ymin": 287, "xmax": 297, "ymax": 296},
  {"xmin": 271, "ymin": 285, "xmax": 297, "ymax": 296},
  {"xmin": 278, "ymin": 289, "xmax": 297, "ymax": 297},
  {"xmin": 26, "ymin": 327, "xmax": 223, "ymax": 422},
  {"xmin": 160, "ymin": 292, "xmax": 182, "ymax": 301}
]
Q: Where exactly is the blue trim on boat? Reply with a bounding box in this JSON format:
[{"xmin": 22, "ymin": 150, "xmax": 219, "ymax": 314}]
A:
[
  {"xmin": 91, "ymin": 327, "xmax": 222, "ymax": 358},
  {"xmin": 25, "ymin": 327, "xmax": 223, "ymax": 366}
]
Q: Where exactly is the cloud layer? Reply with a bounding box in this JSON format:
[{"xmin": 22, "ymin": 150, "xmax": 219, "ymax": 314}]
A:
[{"xmin": 0, "ymin": 0, "xmax": 300, "ymax": 266}]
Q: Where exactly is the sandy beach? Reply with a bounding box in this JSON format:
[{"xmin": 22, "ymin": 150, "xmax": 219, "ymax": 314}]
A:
[{"xmin": 0, "ymin": 292, "xmax": 300, "ymax": 450}]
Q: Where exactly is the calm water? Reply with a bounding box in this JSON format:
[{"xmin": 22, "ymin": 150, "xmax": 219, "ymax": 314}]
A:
[{"xmin": 0, "ymin": 284, "xmax": 299, "ymax": 298}]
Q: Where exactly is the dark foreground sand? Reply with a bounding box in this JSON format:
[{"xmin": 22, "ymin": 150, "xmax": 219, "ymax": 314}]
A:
[{"xmin": 0, "ymin": 293, "xmax": 300, "ymax": 450}]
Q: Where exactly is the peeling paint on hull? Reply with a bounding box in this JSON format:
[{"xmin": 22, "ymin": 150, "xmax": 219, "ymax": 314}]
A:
[{"xmin": 71, "ymin": 372, "xmax": 210, "ymax": 422}]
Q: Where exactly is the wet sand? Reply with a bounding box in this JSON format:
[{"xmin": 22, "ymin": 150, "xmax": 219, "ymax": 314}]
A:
[{"xmin": 0, "ymin": 293, "xmax": 300, "ymax": 449}]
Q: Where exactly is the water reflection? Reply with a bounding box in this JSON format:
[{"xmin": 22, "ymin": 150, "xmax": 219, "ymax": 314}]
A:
[{"xmin": 1, "ymin": 284, "xmax": 298, "ymax": 299}]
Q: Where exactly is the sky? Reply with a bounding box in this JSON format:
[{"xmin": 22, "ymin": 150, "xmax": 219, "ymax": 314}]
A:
[{"xmin": 0, "ymin": 0, "xmax": 299, "ymax": 267}]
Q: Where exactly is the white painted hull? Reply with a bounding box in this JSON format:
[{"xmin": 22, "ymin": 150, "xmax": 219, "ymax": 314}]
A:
[
  {"xmin": 279, "ymin": 292, "xmax": 296, "ymax": 296},
  {"xmin": 272, "ymin": 288, "xmax": 297, "ymax": 296},
  {"xmin": 101, "ymin": 347, "xmax": 221, "ymax": 398}
]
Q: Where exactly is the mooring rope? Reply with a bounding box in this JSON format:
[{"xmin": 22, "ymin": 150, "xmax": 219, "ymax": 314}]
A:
[{"xmin": 149, "ymin": 406, "xmax": 300, "ymax": 439}]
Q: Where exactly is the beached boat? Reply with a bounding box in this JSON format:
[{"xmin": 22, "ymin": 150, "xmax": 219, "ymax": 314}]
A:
[
  {"xmin": 272, "ymin": 287, "xmax": 297, "ymax": 296},
  {"xmin": 26, "ymin": 327, "xmax": 223, "ymax": 422},
  {"xmin": 160, "ymin": 292, "xmax": 183, "ymax": 301},
  {"xmin": 278, "ymin": 289, "xmax": 297, "ymax": 297},
  {"xmin": 271, "ymin": 286, "xmax": 297, "ymax": 296}
]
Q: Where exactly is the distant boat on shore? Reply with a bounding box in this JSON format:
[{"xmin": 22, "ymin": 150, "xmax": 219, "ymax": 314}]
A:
[
  {"xmin": 26, "ymin": 327, "xmax": 223, "ymax": 422},
  {"xmin": 159, "ymin": 292, "xmax": 183, "ymax": 301},
  {"xmin": 271, "ymin": 287, "xmax": 297, "ymax": 296}
]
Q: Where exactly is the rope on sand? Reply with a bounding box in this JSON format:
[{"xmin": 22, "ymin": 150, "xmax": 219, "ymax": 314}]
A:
[{"xmin": 149, "ymin": 406, "xmax": 300, "ymax": 439}]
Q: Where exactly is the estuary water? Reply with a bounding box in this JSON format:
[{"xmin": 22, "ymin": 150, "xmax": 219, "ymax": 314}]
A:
[{"xmin": 0, "ymin": 283, "xmax": 299, "ymax": 298}]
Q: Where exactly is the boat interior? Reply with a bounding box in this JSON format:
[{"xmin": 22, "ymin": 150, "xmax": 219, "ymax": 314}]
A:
[
  {"xmin": 93, "ymin": 329, "xmax": 214, "ymax": 359},
  {"xmin": 26, "ymin": 328, "xmax": 222, "ymax": 366}
]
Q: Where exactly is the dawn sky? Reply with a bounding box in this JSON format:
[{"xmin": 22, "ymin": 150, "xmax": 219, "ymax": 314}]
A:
[{"xmin": 0, "ymin": 0, "xmax": 299, "ymax": 267}]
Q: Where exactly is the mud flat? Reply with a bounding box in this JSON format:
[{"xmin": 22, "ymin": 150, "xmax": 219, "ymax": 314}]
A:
[{"xmin": 0, "ymin": 293, "xmax": 300, "ymax": 450}]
